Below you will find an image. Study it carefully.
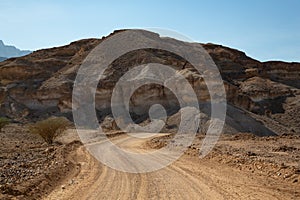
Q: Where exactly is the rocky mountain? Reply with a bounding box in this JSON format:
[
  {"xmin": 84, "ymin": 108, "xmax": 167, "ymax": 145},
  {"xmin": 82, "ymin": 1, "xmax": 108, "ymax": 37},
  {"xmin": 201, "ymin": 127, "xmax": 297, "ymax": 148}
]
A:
[
  {"xmin": 0, "ymin": 30, "xmax": 299, "ymax": 136},
  {"xmin": 0, "ymin": 40, "xmax": 31, "ymax": 58},
  {"xmin": 0, "ymin": 57, "xmax": 7, "ymax": 62}
]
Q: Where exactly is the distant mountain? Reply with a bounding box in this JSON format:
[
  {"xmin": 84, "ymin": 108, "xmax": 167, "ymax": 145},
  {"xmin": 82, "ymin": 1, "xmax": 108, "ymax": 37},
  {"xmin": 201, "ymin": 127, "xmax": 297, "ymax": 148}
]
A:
[
  {"xmin": 0, "ymin": 56, "xmax": 7, "ymax": 62},
  {"xmin": 0, "ymin": 40, "xmax": 31, "ymax": 58}
]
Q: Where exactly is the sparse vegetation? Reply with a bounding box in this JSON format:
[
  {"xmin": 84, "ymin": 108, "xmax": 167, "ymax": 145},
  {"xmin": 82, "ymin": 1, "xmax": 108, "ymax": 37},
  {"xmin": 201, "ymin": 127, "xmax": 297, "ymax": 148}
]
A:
[
  {"xmin": 29, "ymin": 117, "xmax": 71, "ymax": 144},
  {"xmin": 0, "ymin": 117, "xmax": 10, "ymax": 130}
]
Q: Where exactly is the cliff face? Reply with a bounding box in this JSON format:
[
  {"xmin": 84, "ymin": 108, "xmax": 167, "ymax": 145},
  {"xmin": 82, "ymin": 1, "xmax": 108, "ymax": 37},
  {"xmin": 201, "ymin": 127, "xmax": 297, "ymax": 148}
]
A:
[{"xmin": 0, "ymin": 30, "xmax": 299, "ymax": 135}]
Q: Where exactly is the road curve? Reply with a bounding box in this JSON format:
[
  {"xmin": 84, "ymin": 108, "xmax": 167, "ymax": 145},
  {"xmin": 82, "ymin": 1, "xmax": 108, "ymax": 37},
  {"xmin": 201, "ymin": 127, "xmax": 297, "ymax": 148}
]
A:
[{"xmin": 45, "ymin": 134, "xmax": 295, "ymax": 200}]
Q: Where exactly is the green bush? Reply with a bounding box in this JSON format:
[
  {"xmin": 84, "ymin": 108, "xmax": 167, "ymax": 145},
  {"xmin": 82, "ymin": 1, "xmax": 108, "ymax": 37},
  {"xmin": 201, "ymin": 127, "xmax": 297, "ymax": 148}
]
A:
[
  {"xmin": 29, "ymin": 117, "xmax": 71, "ymax": 144},
  {"xmin": 0, "ymin": 117, "xmax": 10, "ymax": 130}
]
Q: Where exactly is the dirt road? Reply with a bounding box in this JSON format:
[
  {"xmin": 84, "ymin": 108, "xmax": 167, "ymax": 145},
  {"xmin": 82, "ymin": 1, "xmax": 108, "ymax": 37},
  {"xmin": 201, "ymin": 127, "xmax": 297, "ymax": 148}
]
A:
[{"xmin": 45, "ymin": 134, "xmax": 298, "ymax": 200}]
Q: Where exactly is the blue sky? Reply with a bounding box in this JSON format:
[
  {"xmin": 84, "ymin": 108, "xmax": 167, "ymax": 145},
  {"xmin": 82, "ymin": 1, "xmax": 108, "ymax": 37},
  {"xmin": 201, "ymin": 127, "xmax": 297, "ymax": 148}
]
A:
[{"xmin": 0, "ymin": 0, "xmax": 299, "ymax": 61}]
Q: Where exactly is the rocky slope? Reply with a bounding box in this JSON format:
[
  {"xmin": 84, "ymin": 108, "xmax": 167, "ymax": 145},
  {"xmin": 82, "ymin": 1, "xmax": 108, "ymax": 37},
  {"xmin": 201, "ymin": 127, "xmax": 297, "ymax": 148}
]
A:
[
  {"xmin": 0, "ymin": 30, "xmax": 299, "ymax": 135},
  {"xmin": 0, "ymin": 124, "xmax": 82, "ymax": 199}
]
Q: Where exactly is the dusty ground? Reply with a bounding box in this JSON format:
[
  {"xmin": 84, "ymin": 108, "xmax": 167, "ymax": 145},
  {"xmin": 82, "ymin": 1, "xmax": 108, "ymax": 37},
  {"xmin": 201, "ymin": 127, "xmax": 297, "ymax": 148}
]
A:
[
  {"xmin": 47, "ymin": 132, "xmax": 299, "ymax": 199},
  {"xmin": 1, "ymin": 124, "xmax": 300, "ymax": 199},
  {"xmin": 0, "ymin": 124, "xmax": 82, "ymax": 200},
  {"xmin": 151, "ymin": 133, "xmax": 300, "ymax": 186}
]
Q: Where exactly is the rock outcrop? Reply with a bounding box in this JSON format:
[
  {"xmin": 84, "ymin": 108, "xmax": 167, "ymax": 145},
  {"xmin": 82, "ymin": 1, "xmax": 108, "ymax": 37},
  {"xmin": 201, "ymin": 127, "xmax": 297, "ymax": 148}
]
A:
[{"xmin": 0, "ymin": 30, "xmax": 299, "ymax": 136}]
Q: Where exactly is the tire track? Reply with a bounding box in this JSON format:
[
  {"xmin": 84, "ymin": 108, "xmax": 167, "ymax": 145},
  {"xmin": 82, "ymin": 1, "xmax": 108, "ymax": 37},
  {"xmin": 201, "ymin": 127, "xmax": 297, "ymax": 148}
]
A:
[{"xmin": 45, "ymin": 134, "xmax": 297, "ymax": 200}]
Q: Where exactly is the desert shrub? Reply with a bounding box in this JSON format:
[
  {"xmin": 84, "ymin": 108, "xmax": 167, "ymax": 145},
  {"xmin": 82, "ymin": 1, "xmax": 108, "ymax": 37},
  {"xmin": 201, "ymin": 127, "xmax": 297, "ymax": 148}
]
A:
[
  {"xmin": 0, "ymin": 117, "xmax": 10, "ymax": 130},
  {"xmin": 29, "ymin": 117, "xmax": 71, "ymax": 144}
]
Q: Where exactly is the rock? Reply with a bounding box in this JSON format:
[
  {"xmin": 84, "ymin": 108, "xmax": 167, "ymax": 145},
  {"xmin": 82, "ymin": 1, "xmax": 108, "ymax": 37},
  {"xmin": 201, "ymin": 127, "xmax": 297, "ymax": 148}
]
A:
[
  {"xmin": 246, "ymin": 151, "xmax": 257, "ymax": 156},
  {"xmin": 0, "ymin": 29, "xmax": 299, "ymax": 136},
  {"xmin": 44, "ymin": 147, "xmax": 55, "ymax": 153},
  {"xmin": 101, "ymin": 116, "xmax": 118, "ymax": 131},
  {"xmin": 277, "ymin": 172, "xmax": 281, "ymax": 176},
  {"xmin": 68, "ymin": 179, "xmax": 74, "ymax": 185}
]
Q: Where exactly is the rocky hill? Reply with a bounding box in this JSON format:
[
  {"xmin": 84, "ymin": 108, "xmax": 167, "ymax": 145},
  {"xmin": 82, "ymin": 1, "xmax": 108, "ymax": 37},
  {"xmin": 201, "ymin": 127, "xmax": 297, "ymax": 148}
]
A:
[
  {"xmin": 0, "ymin": 40, "xmax": 31, "ymax": 58},
  {"xmin": 0, "ymin": 30, "xmax": 299, "ymax": 136}
]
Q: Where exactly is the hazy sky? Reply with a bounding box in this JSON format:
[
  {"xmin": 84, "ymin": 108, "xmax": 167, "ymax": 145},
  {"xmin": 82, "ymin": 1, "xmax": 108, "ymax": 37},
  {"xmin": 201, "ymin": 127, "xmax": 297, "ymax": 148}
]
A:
[{"xmin": 1, "ymin": 0, "xmax": 299, "ymax": 62}]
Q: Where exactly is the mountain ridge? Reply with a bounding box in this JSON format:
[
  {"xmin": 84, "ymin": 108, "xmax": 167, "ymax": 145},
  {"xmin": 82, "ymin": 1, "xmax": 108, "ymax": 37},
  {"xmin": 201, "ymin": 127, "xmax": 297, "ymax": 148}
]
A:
[
  {"xmin": 0, "ymin": 30, "xmax": 299, "ymax": 136},
  {"xmin": 0, "ymin": 56, "xmax": 7, "ymax": 62},
  {"xmin": 0, "ymin": 40, "xmax": 32, "ymax": 58}
]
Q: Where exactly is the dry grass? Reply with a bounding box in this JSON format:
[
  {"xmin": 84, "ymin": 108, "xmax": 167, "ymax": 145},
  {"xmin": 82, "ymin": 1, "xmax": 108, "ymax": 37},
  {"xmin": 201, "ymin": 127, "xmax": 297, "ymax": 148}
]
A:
[
  {"xmin": 29, "ymin": 117, "xmax": 71, "ymax": 144},
  {"xmin": 0, "ymin": 117, "xmax": 10, "ymax": 130}
]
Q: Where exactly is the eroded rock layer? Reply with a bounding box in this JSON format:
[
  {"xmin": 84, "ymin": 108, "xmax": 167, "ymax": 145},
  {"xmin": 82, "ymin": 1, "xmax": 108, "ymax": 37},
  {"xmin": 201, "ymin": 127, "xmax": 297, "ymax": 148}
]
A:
[{"xmin": 0, "ymin": 30, "xmax": 299, "ymax": 135}]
